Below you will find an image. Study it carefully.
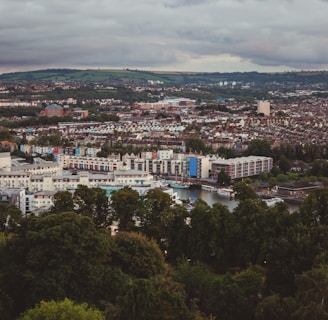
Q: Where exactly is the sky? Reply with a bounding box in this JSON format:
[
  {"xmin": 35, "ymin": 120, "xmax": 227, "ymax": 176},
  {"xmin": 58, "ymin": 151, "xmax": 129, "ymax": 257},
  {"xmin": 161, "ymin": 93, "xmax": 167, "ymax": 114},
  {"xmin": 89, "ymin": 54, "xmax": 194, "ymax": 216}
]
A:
[{"xmin": 1, "ymin": 0, "xmax": 328, "ymax": 74}]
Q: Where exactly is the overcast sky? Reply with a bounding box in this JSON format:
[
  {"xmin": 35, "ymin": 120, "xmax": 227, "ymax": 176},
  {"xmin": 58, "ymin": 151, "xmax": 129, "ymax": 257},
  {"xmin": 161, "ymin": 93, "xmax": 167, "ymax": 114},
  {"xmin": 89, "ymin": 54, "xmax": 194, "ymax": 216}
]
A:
[{"xmin": 1, "ymin": 0, "xmax": 328, "ymax": 74}]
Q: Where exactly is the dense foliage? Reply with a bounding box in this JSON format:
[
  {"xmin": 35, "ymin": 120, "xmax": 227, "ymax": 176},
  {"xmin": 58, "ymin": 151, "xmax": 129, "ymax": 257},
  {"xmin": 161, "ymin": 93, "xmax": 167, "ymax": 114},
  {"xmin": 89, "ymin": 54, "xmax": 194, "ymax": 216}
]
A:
[
  {"xmin": 18, "ymin": 298, "xmax": 105, "ymax": 320},
  {"xmin": 1, "ymin": 186, "xmax": 328, "ymax": 319}
]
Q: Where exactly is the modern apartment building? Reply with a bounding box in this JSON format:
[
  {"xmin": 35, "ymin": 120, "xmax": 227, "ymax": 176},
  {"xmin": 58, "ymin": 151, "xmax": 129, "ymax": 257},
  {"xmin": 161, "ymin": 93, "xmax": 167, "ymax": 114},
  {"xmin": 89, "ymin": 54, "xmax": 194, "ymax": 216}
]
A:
[
  {"xmin": 211, "ymin": 156, "xmax": 273, "ymax": 180},
  {"xmin": 59, "ymin": 153, "xmax": 212, "ymax": 178},
  {"xmin": 58, "ymin": 155, "xmax": 123, "ymax": 172},
  {"xmin": 188, "ymin": 156, "xmax": 211, "ymax": 179}
]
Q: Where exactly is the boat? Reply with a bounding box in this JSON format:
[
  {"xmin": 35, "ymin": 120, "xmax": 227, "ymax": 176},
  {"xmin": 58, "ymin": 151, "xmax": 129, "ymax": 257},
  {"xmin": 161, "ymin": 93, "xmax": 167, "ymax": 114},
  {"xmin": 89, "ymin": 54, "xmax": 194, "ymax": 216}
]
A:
[
  {"xmin": 169, "ymin": 172, "xmax": 190, "ymax": 189},
  {"xmin": 169, "ymin": 182, "xmax": 190, "ymax": 189},
  {"xmin": 263, "ymin": 197, "xmax": 284, "ymax": 207},
  {"xmin": 201, "ymin": 185, "xmax": 218, "ymax": 192},
  {"xmin": 217, "ymin": 188, "xmax": 235, "ymax": 198}
]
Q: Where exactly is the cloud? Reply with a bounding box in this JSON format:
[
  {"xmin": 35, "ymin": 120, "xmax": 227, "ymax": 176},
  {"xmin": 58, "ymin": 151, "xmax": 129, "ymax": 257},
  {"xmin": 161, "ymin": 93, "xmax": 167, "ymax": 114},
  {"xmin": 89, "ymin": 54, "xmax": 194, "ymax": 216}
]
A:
[{"xmin": 1, "ymin": 0, "xmax": 328, "ymax": 73}]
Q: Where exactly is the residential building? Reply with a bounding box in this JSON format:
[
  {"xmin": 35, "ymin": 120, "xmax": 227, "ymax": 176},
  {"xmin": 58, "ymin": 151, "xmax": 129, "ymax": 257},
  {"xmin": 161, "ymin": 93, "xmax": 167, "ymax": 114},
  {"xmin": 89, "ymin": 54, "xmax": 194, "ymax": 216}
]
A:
[
  {"xmin": 211, "ymin": 156, "xmax": 273, "ymax": 180},
  {"xmin": 0, "ymin": 187, "xmax": 26, "ymax": 216},
  {"xmin": 58, "ymin": 155, "xmax": 123, "ymax": 171},
  {"xmin": 188, "ymin": 155, "xmax": 211, "ymax": 179},
  {"xmin": 257, "ymin": 100, "xmax": 270, "ymax": 116}
]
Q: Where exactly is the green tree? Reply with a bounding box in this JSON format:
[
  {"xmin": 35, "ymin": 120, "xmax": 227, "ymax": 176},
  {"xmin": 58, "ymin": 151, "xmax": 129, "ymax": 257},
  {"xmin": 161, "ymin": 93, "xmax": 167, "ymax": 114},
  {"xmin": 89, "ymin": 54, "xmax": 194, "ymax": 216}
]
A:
[
  {"xmin": 0, "ymin": 203, "xmax": 22, "ymax": 233},
  {"xmin": 165, "ymin": 205, "xmax": 191, "ymax": 264},
  {"xmin": 233, "ymin": 181, "xmax": 258, "ymax": 201},
  {"xmin": 18, "ymin": 298, "xmax": 104, "ymax": 320},
  {"xmin": 185, "ymin": 137, "xmax": 207, "ymax": 154},
  {"xmin": 0, "ymin": 129, "xmax": 14, "ymax": 141},
  {"xmin": 110, "ymin": 186, "xmax": 143, "ymax": 232},
  {"xmin": 211, "ymin": 273, "xmax": 253, "ymax": 320},
  {"xmin": 118, "ymin": 278, "xmax": 156, "ymax": 320},
  {"xmin": 188, "ymin": 200, "xmax": 216, "ymax": 264},
  {"xmin": 174, "ymin": 259, "xmax": 220, "ymax": 316},
  {"xmin": 235, "ymin": 266, "xmax": 265, "ymax": 311},
  {"xmin": 51, "ymin": 191, "xmax": 74, "ymax": 213},
  {"xmin": 217, "ymin": 146, "xmax": 235, "ymax": 159},
  {"xmin": 255, "ymin": 294, "xmax": 297, "ymax": 320},
  {"xmin": 270, "ymin": 165, "xmax": 281, "ymax": 177},
  {"xmin": 112, "ymin": 231, "xmax": 167, "ymax": 279},
  {"xmin": 151, "ymin": 275, "xmax": 194, "ymax": 320},
  {"xmin": 299, "ymin": 187, "xmax": 328, "ymax": 225},
  {"xmin": 246, "ymin": 139, "xmax": 272, "ymax": 157},
  {"xmin": 0, "ymin": 288, "xmax": 13, "ymax": 320},
  {"xmin": 294, "ymin": 266, "xmax": 328, "ymax": 319},
  {"xmin": 232, "ymin": 199, "xmax": 268, "ymax": 267},
  {"xmin": 264, "ymin": 221, "xmax": 317, "ymax": 297},
  {"xmin": 140, "ymin": 189, "xmax": 174, "ymax": 244},
  {"xmin": 188, "ymin": 200, "xmax": 234, "ymax": 268},
  {"xmin": 74, "ymin": 185, "xmax": 111, "ymax": 227},
  {"xmin": 0, "ymin": 212, "xmax": 114, "ymax": 317},
  {"xmin": 278, "ymin": 155, "xmax": 291, "ymax": 174},
  {"xmin": 217, "ymin": 169, "xmax": 231, "ymax": 186}
]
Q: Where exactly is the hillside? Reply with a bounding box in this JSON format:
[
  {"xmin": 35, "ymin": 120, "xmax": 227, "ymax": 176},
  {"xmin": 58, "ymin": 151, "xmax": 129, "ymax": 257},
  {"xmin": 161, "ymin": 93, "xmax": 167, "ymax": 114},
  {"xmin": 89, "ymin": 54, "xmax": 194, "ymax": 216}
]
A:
[{"xmin": 1, "ymin": 68, "xmax": 328, "ymax": 85}]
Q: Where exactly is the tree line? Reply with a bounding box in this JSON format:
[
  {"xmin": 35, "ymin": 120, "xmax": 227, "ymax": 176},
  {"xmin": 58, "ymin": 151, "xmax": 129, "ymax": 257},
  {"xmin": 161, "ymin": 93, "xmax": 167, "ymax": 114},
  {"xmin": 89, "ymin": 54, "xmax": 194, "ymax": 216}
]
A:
[{"xmin": 1, "ymin": 183, "xmax": 328, "ymax": 319}]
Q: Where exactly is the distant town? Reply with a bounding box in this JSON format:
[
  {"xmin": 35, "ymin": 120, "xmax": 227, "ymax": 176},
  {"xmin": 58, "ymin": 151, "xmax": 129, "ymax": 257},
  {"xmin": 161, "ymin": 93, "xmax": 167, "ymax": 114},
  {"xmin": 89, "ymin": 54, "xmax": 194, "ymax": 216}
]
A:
[{"xmin": 0, "ymin": 69, "xmax": 327, "ymax": 214}]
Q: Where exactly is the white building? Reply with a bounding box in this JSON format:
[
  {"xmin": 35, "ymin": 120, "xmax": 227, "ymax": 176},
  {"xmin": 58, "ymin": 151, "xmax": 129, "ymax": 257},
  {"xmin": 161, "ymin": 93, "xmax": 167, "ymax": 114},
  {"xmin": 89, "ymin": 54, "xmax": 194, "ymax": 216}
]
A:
[
  {"xmin": 30, "ymin": 191, "xmax": 56, "ymax": 214},
  {"xmin": 58, "ymin": 155, "xmax": 124, "ymax": 172},
  {"xmin": 157, "ymin": 149, "xmax": 174, "ymax": 160},
  {"xmin": 211, "ymin": 156, "xmax": 273, "ymax": 180},
  {"xmin": 0, "ymin": 172, "xmax": 31, "ymax": 189}
]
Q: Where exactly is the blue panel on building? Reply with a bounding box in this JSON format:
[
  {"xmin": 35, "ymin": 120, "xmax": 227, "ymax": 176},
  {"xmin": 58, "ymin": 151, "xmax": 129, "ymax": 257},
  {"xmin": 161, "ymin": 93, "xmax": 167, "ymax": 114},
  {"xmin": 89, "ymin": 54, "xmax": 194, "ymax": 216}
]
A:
[
  {"xmin": 75, "ymin": 148, "xmax": 80, "ymax": 156},
  {"xmin": 190, "ymin": 157, "xmax": 197, "ymax": 177}
]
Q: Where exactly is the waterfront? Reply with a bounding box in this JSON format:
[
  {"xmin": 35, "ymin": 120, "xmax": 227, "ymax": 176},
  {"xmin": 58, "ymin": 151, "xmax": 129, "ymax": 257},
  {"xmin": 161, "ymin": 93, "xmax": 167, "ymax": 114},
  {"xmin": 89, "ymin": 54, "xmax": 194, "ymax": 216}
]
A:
[
  {"xmin": 173, "ymin": 187, "xmax": 299, "ymax": 213},
  {"xmin": 173, "ymin": 187, "xmax": 239, "ymax": 212}
]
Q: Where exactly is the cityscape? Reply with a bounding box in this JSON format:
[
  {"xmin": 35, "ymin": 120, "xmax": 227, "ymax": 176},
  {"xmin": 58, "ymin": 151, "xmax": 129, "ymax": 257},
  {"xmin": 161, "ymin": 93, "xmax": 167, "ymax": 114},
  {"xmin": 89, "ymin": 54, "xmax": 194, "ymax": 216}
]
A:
[
  {"xmin": 0, "ymin": 69, "xmax": 328, "ymax": 319},
  {"xmin": 1, "ymin": 0, "xmax": 328, "ymax": 318}
]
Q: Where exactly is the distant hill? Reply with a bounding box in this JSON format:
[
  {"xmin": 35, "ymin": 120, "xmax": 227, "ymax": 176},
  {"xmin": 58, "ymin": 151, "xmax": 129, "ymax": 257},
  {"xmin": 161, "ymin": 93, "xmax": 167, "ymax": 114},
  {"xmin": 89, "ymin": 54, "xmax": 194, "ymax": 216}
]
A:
[
  {"xmin": 1, "ymin": 68, "xmax": 328, "ymax": 85},
  {"xmin": 0, "ymin": 69, "xmax": 170, "ymax": 83}
]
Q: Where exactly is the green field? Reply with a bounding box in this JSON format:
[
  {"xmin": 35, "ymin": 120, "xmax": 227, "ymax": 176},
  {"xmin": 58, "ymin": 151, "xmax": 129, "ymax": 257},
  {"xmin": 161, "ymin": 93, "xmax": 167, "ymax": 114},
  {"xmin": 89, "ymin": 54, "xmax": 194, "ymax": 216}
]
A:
[
  {"xmin": 1, "ymin": 68, "xmax": 328, "ymax": 85},
  {"xmin": 0, "ymin": 69, "xmax": 173, "ymax": 83}
]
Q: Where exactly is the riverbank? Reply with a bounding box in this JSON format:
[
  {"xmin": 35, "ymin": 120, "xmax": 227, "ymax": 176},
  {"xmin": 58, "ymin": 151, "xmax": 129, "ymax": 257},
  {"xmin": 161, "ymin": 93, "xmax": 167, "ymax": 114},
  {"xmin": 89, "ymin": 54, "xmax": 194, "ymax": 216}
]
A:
[{"xmin": 173, "ymin": 187, "xmax": 300, "ymax": 213}]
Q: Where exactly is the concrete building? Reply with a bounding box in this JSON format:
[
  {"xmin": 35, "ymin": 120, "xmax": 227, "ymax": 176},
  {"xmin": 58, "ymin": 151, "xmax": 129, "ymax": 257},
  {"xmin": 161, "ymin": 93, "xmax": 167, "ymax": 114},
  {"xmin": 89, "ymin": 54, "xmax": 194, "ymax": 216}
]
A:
[
  {"xmin": 0, "ymin": 172, "xmax": 30, "ymax": 189},
  {"xmin": 29, "ymin": 191, "xmax": 56, "ymax": 214},
  {"xmin": 211, "ymin": 156, "xmax": 273, "ymax": 180},
  {"xmin": 0, "ymin": 187, "xmax": 26, "ymax": 216},
  {"xmin": 157, "ymin": 149, "xmax": 174, "ymax": 160},
  {"xmin": 58, "ymin": 155, "xmax": 123, "ymax": 172},
  {"xmin": 11, "ymin": 158, "xmax": 60, "ymax": 175},
  {"xmin": 188, "ymin": 156, "xmax": 211, "ymax": 179},
  {"xmin": 257, "ymin": 100, "xmax": 270, "ymax": 116}
]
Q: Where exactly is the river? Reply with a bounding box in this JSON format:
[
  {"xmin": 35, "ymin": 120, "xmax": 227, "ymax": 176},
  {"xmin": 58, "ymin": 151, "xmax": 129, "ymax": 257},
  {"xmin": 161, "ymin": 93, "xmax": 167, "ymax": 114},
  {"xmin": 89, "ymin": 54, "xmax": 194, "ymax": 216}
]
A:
[
  {"xmin": 173, "ymin": 187, "xmax": 239, "ymax": 212},
  {"xmin": 173, "ymin": 187, "xmax": 299, "ymax": 213}
]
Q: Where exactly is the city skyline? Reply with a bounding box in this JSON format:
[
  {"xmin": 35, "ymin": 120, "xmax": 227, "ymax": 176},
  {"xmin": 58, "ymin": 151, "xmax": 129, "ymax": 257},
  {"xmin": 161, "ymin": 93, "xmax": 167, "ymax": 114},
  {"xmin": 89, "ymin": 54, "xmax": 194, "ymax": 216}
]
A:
[{"xmin": 1, "ymin": 0, "xmax": 328, "ymax": 74}]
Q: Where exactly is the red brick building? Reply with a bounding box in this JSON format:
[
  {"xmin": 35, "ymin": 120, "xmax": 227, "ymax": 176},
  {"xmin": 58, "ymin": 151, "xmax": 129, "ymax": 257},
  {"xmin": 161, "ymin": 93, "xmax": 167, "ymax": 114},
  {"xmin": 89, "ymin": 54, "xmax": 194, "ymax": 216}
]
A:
[{"xmin": 43, "ymin": 104, "xmax": 65, "ymax": 117}]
